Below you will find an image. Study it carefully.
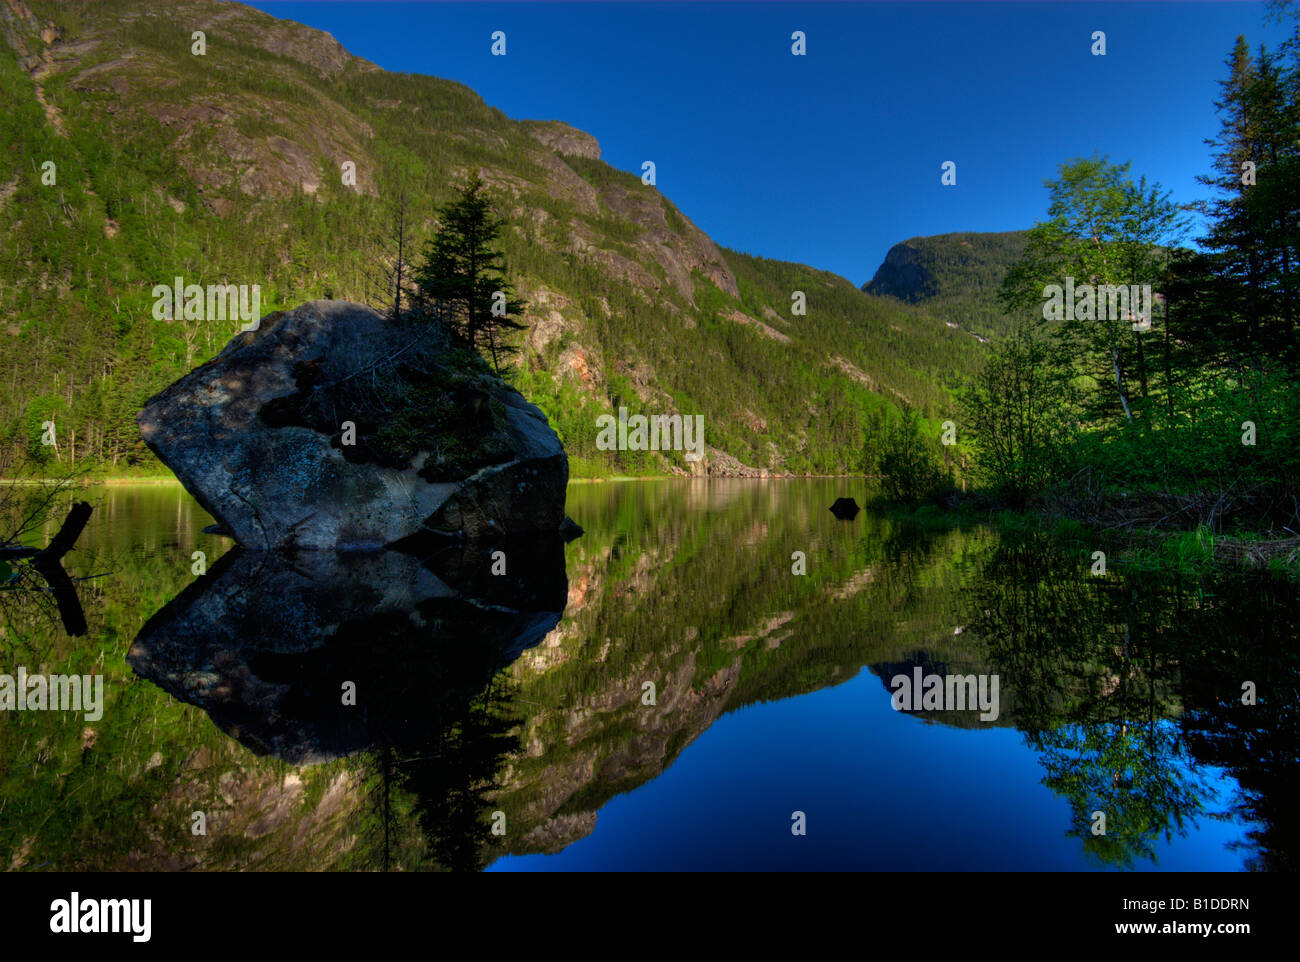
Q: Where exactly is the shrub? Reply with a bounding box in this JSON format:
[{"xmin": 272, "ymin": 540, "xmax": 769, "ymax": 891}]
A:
[{"xmin": 876, "ymin": 405, "xmax": 949, "ymax": 502}]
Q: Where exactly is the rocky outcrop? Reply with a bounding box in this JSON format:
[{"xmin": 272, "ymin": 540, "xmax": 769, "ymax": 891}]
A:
[
  {"xmin": 680, "ymin": 447, "xmax": 774, "ymax": 478},
  {"xmin": 522, "ymin": 119, "xmax": 601, "ymax": 160},
  {"xmin": 138, "ymin": 301, "xmax": 571, "ymax": 550},
  {"xmin": 863, "ymin": 240, "xmax": 935, "ymax": 302}
]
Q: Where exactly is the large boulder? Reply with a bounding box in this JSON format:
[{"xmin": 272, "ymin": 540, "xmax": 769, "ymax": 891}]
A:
[{"xmin": 138, "ymin": 300, "xmax": 570, "ymax": 550}]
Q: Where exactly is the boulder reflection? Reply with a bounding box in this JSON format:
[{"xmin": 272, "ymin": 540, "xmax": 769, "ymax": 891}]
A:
[{"xmin": 129, "ymin": 539, "xmax": 567, "ymax": 764}]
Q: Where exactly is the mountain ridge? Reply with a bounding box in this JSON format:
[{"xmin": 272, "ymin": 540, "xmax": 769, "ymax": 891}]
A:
[
  {"xmin": 1, "ymin": 0, "xmax": 996, "ymax": 478},
  {"xmin": 863, "ymin": 230, "xmax": 1029, "ymax": 341}
]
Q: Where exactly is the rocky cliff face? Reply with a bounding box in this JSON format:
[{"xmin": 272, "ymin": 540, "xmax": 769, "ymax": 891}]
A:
[
  {"xmin": 138, "ymin": 301, "xmax": 570, "ymax": 549},
  {"xmin": 862, "ymin": 241, "xmax": 936, "ymax": 303},
  {"xmin": 522, "ymin": 119, "xmax": 602, "ymax": 160},
  {"xmin": 862, "ymin": 231, "xmax": 1029, "ymax": 311}
]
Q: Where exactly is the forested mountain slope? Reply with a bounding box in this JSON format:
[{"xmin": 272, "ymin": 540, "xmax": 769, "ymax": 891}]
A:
[
  {"xmin": 1, "ymin": 0, "xmax": 991, "ymax": 477},
  {"xmin": 864, "ymin": 231, "xmax": 1029, "ymax": 342}
]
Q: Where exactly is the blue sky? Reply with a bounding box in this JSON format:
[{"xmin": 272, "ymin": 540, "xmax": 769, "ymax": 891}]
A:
[{"xmin": 246, "ymin": 2, "xmax": 1293, "ymax": 286}]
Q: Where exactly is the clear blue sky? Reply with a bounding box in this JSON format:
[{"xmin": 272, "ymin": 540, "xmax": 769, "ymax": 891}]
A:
[{"xmin": 246, "ymin": 1, "xmax": 1292, "ymax": 286}]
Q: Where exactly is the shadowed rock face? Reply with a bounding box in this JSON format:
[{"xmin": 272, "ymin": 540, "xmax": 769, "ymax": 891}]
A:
[
  {"xmin": 127, "ymin": 538, "xmax": 568, "ymax": 764},
  {"xmin": 137, "ymin": 301, "xmax": 569, "ymax": 550}
]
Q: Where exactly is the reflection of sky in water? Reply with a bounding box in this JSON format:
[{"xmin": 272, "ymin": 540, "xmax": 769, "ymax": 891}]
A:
[
  {"xmin": 490, "ymin": 671, "xmax": 1258, "ymax": 871},
  {"xmin": 5, "ymin": 483, "xmax": 1278, "ymax": 871}
]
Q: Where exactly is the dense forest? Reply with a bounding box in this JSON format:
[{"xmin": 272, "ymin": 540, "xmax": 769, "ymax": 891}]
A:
[
  {"xmin": 0, "ymin": 0, "xmax": 989, "ymax": 481},
  {"xmin": 883, "ymin": 7, "xmax": 1300, "ymax": 560},
  {"xmin": 1, "ymin": 0, "xmax": 1297, "ymax": 545}
]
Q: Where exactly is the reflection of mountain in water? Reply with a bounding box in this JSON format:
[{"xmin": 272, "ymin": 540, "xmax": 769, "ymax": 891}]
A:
[
  {"xmin": 480, "ymin": 484, "xmax": 981, "ymax": 858},
  {"xmin": 868, "ymin": 651, "xmax": 1017, "ymax": 728},
  {"xmin": 110, "ymin": 482, "xmax": 1299, "ymax": 871},
  {"xmin": 486, "ymin": 493, "xmax": 1299, "ymax": 871}
]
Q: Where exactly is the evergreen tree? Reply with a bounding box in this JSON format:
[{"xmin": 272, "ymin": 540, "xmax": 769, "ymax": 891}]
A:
[
  {"xmin": 875, "ymin": 405, "xmax": 947, "ymax": 502},
  {"xmin": 1179, "ymin": 31, "xmax": 1300, "ymax": 372},
  {"xmin": 411, "ymin": 175, "xmax": 527, "ymax": 373}
]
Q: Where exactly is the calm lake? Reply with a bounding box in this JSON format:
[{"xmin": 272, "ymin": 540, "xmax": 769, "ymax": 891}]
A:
[{"xmin": 1, "ymin": 480, "xmax": 1295, "ymax": 871}]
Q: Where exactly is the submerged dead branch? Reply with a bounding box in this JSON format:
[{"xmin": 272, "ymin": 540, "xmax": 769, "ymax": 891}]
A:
[{"xmin": 0, "ymin": 500, "xmax": 93, "ymax": 637}]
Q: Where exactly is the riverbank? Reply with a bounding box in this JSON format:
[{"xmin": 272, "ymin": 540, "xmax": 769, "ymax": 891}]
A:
[
  {"xmin": 9, "ymin": 472, "xmax": 869, "ymax": 486},
  {"xmin": 569, "ymin": 473, "xmax": 876, "ymax": 483},
  {"xmin": 0, "ymin": 476, "xmax": 181, "ymax": 486},
  {"xmin": 882, "ymin": 494, "xmax": 1300, "ymax": 579}
]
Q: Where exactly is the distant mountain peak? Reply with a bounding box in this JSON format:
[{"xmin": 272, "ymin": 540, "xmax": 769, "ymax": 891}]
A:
[
  {"xmin": 864, "ymin": 231, "xmax": 1028, "ymax": 304},
  {"xmin": 862, "ymin": 231, "xmax": 1030, "ymax": 340}
]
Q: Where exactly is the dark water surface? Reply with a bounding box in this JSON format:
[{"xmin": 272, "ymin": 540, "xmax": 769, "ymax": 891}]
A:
[{"xmin": 1, "ymin": 480, "xmax": 1295, "ymax": 871}]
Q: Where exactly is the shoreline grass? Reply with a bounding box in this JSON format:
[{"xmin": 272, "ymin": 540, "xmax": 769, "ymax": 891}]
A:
[
  {"xmin": 878, "ymin": 494, "xmax": 1300, "ymax": 579},
  {"xmin": 0, "ymin": 476, "xmax": 181, "ymax": 486}
]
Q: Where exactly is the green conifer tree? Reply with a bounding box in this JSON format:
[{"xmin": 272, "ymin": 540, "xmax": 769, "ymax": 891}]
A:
[{"xmin": 411, "ymin": 175, "xmax": 527, "ymax": 374}]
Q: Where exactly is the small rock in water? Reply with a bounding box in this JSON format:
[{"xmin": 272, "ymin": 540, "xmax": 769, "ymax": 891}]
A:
[{"xmin": 829, "ymin": 497, "xmax": 860, "ymax": 520}]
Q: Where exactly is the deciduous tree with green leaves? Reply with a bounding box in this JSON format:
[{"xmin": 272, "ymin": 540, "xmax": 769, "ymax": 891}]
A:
[
  {"xmin": 1000, "ymin": 157, "xmax": 1187, "ymax": 424},
  {"xmin": 875, "ymin": 405, "xmax": 949, "ymax": 502},
  {"xmin": 961, "ymin": 326, "xmax": 1080, "ymax": 498}
]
